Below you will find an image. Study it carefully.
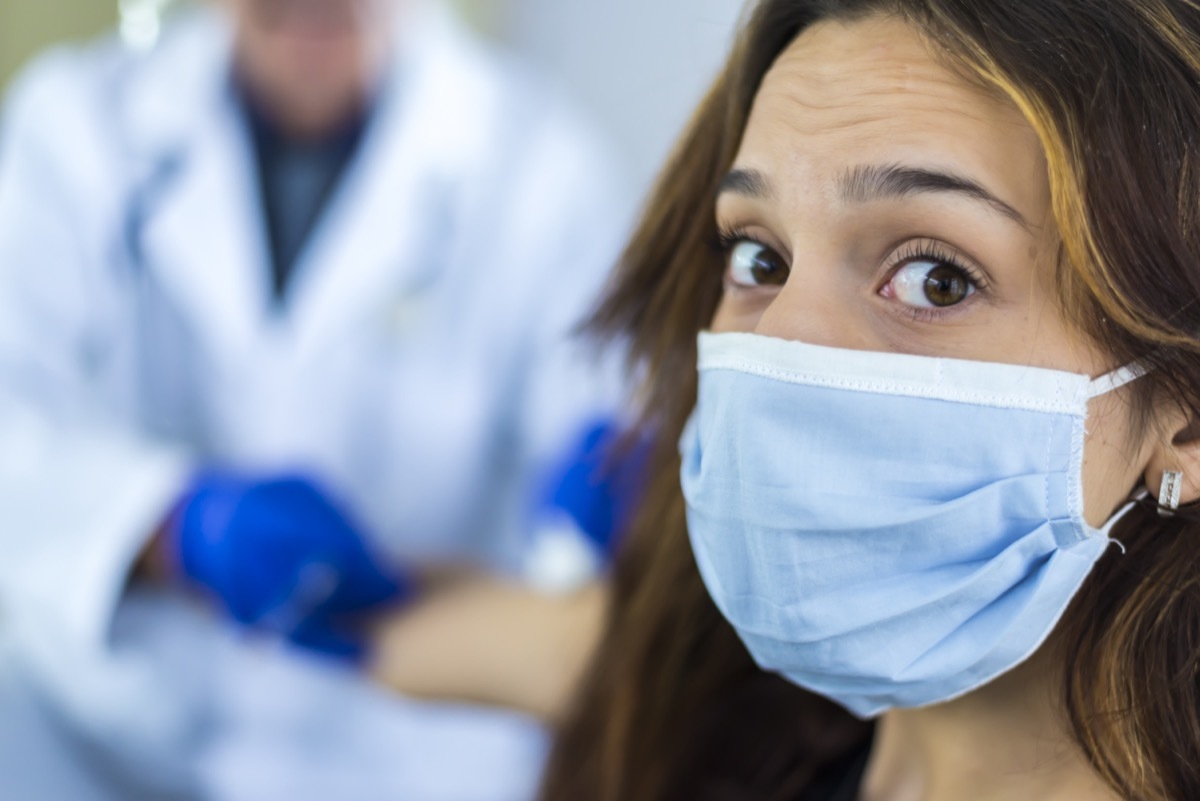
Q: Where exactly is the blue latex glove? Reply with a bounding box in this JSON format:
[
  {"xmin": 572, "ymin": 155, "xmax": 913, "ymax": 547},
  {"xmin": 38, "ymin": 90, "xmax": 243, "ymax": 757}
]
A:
[
  {"xmin": 543, "ymin": 420, "xmax": 650, "ymax": 558},
  {"xmin": 169, "ymin": 473, "xmax": 409, "ymax": 658}
]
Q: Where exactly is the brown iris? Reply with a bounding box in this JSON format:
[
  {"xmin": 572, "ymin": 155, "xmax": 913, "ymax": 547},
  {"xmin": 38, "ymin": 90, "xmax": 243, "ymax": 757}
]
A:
[
  {"xmin": 923, "ymin": 264, "xmax": 971, "ymax": 307},
  {"xmin": 749, "ymin": 247, "xmax": 789, "ymax": 286}
]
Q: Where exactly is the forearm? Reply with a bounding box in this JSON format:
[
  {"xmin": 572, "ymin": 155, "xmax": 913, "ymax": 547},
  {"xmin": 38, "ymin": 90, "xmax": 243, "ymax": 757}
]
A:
[{"xmin": 367, "ymin": 577, "xmax": 609, "ymax": 722}]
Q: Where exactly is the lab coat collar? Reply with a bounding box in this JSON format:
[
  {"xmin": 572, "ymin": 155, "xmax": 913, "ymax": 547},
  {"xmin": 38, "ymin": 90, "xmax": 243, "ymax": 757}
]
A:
[
  {"xmin": 282, "ymin": 2, "xmax": 496, "ymax": 353},
  {"xmin": 113, "ymin": 3, "xmax": 492, "ymax": 359},
  {"xmin": 120, "ymin": 7, "xmax": 235, "ymax": 162},
  {"xmin": 116, "ymin": 8, "xmax": 268, "ymax": 358}
]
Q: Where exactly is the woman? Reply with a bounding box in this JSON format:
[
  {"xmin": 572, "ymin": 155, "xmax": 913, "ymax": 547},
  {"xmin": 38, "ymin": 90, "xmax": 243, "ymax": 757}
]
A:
[{"xmin": 541, "ymin": 1, "xmax": 1200, "ymax": 800}]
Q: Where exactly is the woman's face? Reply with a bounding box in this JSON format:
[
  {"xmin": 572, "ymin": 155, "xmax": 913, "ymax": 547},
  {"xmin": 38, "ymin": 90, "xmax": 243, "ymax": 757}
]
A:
[{"xmin": 711, "ymin": 14, "xmax": 1150, "ymax": 526}]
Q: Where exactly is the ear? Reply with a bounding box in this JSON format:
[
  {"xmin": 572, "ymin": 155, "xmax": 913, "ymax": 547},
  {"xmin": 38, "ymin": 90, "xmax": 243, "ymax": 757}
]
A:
[{"xmin": 1143, "ymin": 410, "xmax": 1200, "ymax": 508}]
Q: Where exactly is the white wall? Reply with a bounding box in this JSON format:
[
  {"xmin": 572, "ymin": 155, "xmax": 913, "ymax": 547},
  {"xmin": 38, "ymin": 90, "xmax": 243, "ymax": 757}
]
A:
[
  {"xmin": 492, "ymin": 0, "xmax": 747, "ymax": 199},
  {"xmin": 1, "ymin": 0, "xmax": 748, "ymax": 199}
]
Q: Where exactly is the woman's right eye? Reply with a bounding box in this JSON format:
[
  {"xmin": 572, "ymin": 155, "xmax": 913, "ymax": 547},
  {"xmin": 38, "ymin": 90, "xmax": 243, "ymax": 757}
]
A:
[{"xmin": 726, "ymin": 240, "xmax": 790, "ymax": 288}]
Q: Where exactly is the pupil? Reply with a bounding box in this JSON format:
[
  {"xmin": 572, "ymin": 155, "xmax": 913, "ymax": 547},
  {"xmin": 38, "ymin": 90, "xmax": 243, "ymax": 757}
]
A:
[
  {"xmin": 923, "ymin": 265, "xmax": 967, "ymax": 307},
  {"xmin": 751, "ymin": 254, "xmax": 788, "ymax": 286}
]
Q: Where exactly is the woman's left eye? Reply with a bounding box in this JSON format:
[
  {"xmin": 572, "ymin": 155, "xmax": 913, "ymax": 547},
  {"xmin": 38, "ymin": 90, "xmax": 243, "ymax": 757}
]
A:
[{"xmin": 882, "ymin": 260, "xmax": 976, "ymax": 309}]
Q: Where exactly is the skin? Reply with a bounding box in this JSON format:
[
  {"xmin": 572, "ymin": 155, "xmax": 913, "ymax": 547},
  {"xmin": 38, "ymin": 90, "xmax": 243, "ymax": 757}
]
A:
[
  {"xmin": 137, "ymin": 3, "xmax": 605, "ymax": 717},
  {"xmin": 368, "ymin": 575, "xmax": 608, "ymax": 722},
  {"xmin": 140, "ymin": 550, "xmax": 608, "ymax": 721},
  {"xmin": 712, "ymin": 14, "xmax": 1200, "ymax": 801},
  {"xmin": 217, "ymin": 0, "xmax": 402, "ymax": 138},
  {"xmin": 135, "ymin": 0, "xmax": 401, "ymax": 571}
]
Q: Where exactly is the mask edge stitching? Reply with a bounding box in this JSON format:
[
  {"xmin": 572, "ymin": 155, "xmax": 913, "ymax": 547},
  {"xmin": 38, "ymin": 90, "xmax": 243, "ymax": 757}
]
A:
[{"xmin": 700, "ymin": 359, "xmax": 1089, "ymax": 417}]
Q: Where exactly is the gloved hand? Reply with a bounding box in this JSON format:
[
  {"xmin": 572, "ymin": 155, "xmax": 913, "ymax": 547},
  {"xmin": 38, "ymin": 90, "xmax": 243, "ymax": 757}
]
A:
[
  {"xmin": 544, "ymin": 420, "xmax": 650, "ymax": 557},
  {"xmin": 168, "ymin": 472, "xmax": 409, "ymax": 659}
]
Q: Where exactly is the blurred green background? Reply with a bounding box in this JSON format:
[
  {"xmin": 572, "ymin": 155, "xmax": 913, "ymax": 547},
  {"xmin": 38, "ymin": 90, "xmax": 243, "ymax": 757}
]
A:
[
  {"xmin": 1, "ymin": 2, "xmax": 115, "ymax": 87},
  {"xmin": 0, "ymin": 0, "xmax": 742, "ymax": 207},
  {"xmin": 0, "ymin": 1, "xmax": 495, "ymax": 89}
]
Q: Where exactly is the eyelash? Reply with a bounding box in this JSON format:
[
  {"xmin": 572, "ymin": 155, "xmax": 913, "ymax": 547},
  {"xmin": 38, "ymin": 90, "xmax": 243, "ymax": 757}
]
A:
[
  {"xmin": 713, "ymin": 226, "xmax": 757, "ymax": 257},
  {"xmin": 888, "ymin": 239, "xmax": 990, "ymax": 322},
  {"xmin": 714, "ymin": 226, "xmax": 990, "ymax": 320},
  {"xmin": 890, "ymin": 240, "xmax": 989, "ymax": 291}
]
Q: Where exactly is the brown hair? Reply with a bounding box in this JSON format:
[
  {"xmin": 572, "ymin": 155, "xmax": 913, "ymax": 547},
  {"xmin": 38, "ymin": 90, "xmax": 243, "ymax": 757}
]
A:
[{"xmin": 540, "ymin": 1, "xmax": 1200, "ymax": 800}]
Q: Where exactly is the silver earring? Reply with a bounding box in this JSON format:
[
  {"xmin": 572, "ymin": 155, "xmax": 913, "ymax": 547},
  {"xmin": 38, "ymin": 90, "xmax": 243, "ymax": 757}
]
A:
[{"xmin": 1158, "ymin": 470, "xmax": 1184, "ymax": 517}]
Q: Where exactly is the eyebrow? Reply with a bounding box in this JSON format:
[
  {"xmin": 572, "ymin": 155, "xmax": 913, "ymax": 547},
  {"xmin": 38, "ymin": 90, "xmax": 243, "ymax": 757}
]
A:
[{"xmin": 717, "ymin": 163, "xmax": 1031, "ymax": 230}]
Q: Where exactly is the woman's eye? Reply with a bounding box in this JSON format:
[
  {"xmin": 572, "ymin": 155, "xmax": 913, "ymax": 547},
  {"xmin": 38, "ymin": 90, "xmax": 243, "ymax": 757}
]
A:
[
  {"xmin": 885, "ymin": 260, "xmax": 976, "ymax": 309},
  {"xmin": 727, "ymin": 241, "xmax": 789, "ymax": 287}
]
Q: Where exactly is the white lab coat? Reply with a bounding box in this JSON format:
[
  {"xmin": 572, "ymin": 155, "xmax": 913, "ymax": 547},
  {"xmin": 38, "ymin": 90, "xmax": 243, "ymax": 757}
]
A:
[{"xmin": 0, "ymin": 3, "xmax": 631, "ymax": 799}]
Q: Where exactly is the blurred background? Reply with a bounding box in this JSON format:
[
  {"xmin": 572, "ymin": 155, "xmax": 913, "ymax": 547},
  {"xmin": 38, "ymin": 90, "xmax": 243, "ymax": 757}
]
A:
[
  {"xmin": 0, "ymin": 3, "xmax": 747, "ymax": 800},
  {"xmin": 1, "ymin": 0, "xmax": 745, "ymax": 196}
]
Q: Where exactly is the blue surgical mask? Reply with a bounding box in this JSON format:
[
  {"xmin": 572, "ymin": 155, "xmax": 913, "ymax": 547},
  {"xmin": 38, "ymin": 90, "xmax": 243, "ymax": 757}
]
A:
[{"xmin": 680, "ymin": 331, "xmax": 1142, "ymax": 719}]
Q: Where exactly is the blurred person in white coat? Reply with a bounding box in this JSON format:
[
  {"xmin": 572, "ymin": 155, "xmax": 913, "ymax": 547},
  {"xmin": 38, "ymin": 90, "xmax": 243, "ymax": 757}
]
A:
[{"xmin": 0, "ymin": 0, "xmax": 633, "ymax": 798}]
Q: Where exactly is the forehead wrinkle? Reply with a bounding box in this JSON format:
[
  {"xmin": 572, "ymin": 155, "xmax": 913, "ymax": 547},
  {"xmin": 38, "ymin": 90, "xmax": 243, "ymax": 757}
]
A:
[
  {"xmin": 760, "ymin": 19, "xmax": 1017, "ymax": 136},
  {"xmin": 744, "ymin": 26, "xmax": 1044, "ymax": 214},
  {"xmin": 762, "ymin": 63, "xmax": 1002, "ymax": 134},
  {"xmin": 757, "ymin": 95, "xmax": 995, "ymax": 169}
]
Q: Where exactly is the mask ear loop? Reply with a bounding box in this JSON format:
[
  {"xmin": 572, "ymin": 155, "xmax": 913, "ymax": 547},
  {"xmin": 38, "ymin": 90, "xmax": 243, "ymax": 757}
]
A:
[
  {"xmin": 1098, "ymin": 490, "xmax": 1146, "ymax": 550},
  {"xmin": 1086, "ymin": 363, "xmax": 1147, "ymax": 399},
  {"xmin": 1086, "ymin": 365, "xmax": 1200, "ymax": 521},
  {"xmin": 1083, "ymin": 364, "xmax": 1150, "ymax": 552},
  {"xmin": 1083, "ymin": 365, "xmax": 1200, "ymax": 532},
  {"xmin": 1101, "ymin": 485, "xmax": 1200, "ymax": 555}
]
